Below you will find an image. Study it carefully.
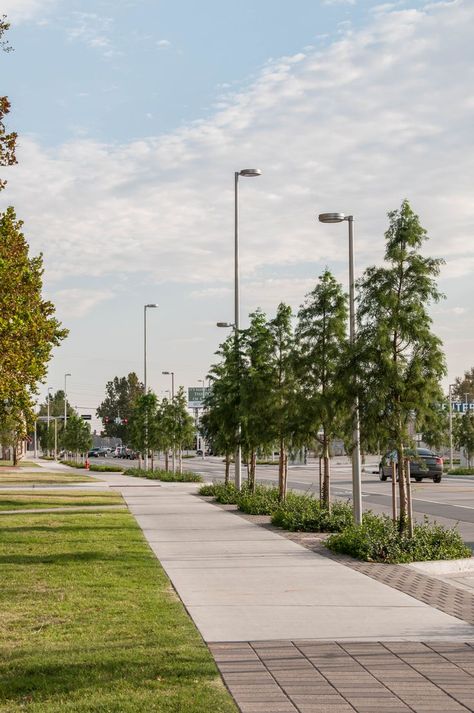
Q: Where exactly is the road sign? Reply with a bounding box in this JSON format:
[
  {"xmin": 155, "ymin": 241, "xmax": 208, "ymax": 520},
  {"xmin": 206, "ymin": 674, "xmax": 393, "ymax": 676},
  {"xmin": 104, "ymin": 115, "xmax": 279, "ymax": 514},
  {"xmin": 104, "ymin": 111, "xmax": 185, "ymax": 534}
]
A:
[
  {"xmin": 81, "ymin": 414, "xmax": 92, "ymax": 420},
  {"xmin": 188, "ymin": 386, "xmax": 211, "ymax": 409}
]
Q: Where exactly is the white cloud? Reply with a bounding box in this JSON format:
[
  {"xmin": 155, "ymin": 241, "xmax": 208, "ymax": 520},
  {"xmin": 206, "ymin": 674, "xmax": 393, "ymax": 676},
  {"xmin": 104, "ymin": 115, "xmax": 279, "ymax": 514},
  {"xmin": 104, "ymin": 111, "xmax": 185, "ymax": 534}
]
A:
[
  {"xmin": 66, "ymin": 12, "xmax": 119, "ymax": 59},
  {"xmin": 1, "ymin": 0, "xmax": 58, "ymax": 23},
  {"xmin": 51, "ymin": 289, "xmax": 114, "ymax": 319},
  {"xmin": 5, "ymin": 0, "xmax": 474, "ymax": 351},
  {"xmin": 157, "ymin": 39, "xmax": 171, "ymax": 48}
]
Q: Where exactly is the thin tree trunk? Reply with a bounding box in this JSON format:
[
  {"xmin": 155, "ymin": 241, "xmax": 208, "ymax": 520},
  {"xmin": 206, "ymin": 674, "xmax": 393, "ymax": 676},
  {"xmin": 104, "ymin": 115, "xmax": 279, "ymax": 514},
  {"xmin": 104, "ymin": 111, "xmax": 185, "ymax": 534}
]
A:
[
  {"xmin": 165, "ymin": 451, "xmax": 169, "ymax": 472},
  {"xmin": 225, "ymin": 453, "xmax": 230, "ymax": 485},
  {"xmin": 278, "ymin": 438, "xmax": 287, "ymax": 501},
  {"xmin": 178, "ymin": 446, "xmax": 183, "ymax": 474},
  {"xmin": 151, "ymin": 452, "xmax": 154, "ymax": 471},
  {"xmin": 397, "ymin": 443, "xmax": 408, "ymax": 530},
  {"xmin": 322, "ymin": 433, "xmax": 330, "ymax": 511},
  {"xmin": 251, "ymin": 450, "xmax": 257, "ymax": 492}
]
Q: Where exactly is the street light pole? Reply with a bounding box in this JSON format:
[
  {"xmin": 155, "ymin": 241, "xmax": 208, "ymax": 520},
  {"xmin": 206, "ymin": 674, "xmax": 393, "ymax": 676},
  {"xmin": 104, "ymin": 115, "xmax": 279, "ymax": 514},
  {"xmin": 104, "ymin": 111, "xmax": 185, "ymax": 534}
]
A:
[
  {"xmin": 162, "ymin": 371, "xmax": 175, "ymax": 472},
  {"xmin": 234, "ymin": 168, "xmax": 261, "ymax": 490},
  {"xmin": 449, "ymin": 383, "xmax": 454, "ymax": 470},
  {"xmin": 64, "ymin": 373, "xmax": 71, "ymax": 429},
  {"xmin": 318, "ymin": 212, "xmax": 362, "ymax": 525},
  {"xmin": 143, "ymin": 304, "xmax": 158, "ymax": 469},
  {"xmin": 47, "ymin": 386, "xmax": 52, "ymax": 456}
]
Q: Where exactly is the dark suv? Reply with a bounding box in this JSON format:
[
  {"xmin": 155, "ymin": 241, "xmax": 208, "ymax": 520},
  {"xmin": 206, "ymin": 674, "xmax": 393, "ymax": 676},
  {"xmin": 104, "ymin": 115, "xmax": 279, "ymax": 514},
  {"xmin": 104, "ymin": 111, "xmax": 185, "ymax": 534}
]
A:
[{"xmin": 379, "ymin": 448, "xmax": 443, "ymax": 483}]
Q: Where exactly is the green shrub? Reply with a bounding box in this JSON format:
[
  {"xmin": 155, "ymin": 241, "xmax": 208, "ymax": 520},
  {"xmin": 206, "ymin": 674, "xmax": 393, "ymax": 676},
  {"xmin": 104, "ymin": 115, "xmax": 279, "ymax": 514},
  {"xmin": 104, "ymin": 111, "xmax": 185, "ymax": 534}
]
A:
[
  {"xmin": 60, "ymin": 460, "xmax": 123, "ymax": 473},
  {"xmin": 198, "ymin": 483, "xmax": 219, "ymax": 496},
  {"xmin": 272, "ymin": 494, "xmax": 353, "ymax": 532},
  {"xmin": 123, "ymin": 467, "xmax": 201, "ymax": 482},
  {"xmin": 237, "ymin": 484, "xmax": 280, "ymax": 514},
  {"xmin": 326, "ymin": 512, "xmax": 472, "ymax": 563},
  {"xmin": 446, "ymin": 467, "xmax": 474, "ymax": 475}
]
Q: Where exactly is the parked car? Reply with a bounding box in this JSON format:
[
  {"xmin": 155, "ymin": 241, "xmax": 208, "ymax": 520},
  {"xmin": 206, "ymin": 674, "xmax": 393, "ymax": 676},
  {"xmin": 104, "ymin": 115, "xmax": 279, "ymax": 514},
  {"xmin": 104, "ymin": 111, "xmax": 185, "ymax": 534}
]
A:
[
  {"xmin": 87, "ymin": 448, "xmax": 101, "ymax": 458},
  {"xmin": 379, "ymin": 448, "xmax": 443, "ymax": 483}
]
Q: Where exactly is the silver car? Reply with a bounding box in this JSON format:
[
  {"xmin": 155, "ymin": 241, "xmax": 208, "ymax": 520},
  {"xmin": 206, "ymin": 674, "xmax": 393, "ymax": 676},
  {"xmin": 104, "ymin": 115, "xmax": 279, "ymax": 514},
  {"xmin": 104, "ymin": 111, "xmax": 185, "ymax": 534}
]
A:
[{"xmin": 379, "ymin": 448, "xmax": 443, "ymax": 483}]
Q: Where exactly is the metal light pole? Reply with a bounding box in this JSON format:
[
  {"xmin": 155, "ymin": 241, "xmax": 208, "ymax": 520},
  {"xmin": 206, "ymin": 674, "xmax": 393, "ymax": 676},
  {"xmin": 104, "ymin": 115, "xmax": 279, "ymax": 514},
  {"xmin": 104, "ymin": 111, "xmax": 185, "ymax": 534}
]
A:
[
  {"xmin": 449, "ymin": 383, "xmax": 455, "ymax": 470},
  {"xmin": 64, "ymin": 374, "xmax": 71, "ymax": 428},
  {"xmin": 47, "ymin": 386, "xmax": 53, "ymax": 456},
  {"xmin": 143, "ymin": 304, "xmax": 158, "ymax": 469},
  {"xmin": 234, "ymin": 168, "xmax": 261, "ymax": 489},
  {"xmin": 318, "ymin": 212, "xmax": 362, "ymax": 524},
  {"xmin": 162, "ymin": 371, "xmax": 175, "ymax": 472}
]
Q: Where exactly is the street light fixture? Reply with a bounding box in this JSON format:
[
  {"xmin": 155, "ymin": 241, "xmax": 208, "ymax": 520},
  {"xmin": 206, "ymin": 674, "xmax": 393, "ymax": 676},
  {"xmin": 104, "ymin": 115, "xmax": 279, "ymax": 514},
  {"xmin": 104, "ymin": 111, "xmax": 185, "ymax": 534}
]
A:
[
  {"xmin": 234, "ymin": 168, "xmax": 262, "ymax": 489},
  {"xmin": 143, "ymin": 303, "xmax": 158, "ymax": 469},
  {"xmin": 162, "ymin": 371, "xmax": 175, "ymax": 473},
  {"xmin": 216, "ymin": 322, "xmax": 235, "ymax": 328},
  {"xmin": 318, "ymin": 211, "xmax": 362, "ymax": 525}
]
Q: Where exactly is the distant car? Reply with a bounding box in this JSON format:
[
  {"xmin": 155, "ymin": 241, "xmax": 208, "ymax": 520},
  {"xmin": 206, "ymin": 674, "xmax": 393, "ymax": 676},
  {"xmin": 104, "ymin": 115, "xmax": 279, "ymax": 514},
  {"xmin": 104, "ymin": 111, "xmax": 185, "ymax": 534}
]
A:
[
  {"xmin": 379, "ymin": 448, "xmax": 443, "ymax": 483},
  {"xmin": 196, "ymin": 449, "xmax": 211, "ymax": 456},
  {"xmin": 87, "ymin": 448, "xmax": 101, "ymax": 458}
]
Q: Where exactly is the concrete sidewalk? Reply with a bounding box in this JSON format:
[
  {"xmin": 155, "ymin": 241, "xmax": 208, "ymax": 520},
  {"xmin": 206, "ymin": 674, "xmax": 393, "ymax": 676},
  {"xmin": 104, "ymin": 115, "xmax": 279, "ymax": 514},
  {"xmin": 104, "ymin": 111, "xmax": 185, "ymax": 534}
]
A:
[{"xmin": 84, "ymin": 472, "xmax": 474, "ymax": 643}]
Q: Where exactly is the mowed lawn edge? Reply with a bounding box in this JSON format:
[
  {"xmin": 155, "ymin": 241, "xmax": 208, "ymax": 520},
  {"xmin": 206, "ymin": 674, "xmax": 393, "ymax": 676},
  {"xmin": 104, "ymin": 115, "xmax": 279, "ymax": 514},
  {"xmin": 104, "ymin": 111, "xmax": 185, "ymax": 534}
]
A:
[
  {"xmin": 0, "ymin": 490, "xmax": 124, "ymax": 511},
  {"xmin": 0, "ymin": 504, "xmax": 238, "ymax": 713}
]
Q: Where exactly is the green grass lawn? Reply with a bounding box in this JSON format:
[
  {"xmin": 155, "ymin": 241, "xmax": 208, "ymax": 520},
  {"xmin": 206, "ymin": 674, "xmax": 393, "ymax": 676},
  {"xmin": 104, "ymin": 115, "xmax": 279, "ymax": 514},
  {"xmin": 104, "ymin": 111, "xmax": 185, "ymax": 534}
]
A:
[
  {"xmin": 0, "ymin": 504, "xmax": 237, "ymax": 713},
  {"xmin": 0, "ymin": 490, "xmax": 124, "ymax": 511},
  {"xmin": 0, "ymin": 460, "xmax": 40, "ymax": 468},
  {"xmin": 0, "ymin": 472, "xmax": 93, "ymax": 485}
]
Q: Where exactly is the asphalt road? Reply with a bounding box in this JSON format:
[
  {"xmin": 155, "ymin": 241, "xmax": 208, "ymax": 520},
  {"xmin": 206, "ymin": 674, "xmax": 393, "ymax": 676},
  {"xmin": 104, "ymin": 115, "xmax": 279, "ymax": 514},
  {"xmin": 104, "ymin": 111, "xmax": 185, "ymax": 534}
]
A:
[{"xmin": 95, "ymin": 454, "xmax": 474, "ymax": 548}]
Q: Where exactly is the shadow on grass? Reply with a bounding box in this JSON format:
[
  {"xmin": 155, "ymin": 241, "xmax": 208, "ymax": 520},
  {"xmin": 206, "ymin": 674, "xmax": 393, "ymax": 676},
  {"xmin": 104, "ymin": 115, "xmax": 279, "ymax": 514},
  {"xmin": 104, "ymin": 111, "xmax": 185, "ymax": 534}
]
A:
[
  {"xmin": 0, "ymin": 550, "xmax": 151, "ymax": 565},
  {"xmin": 3, "ymin": 522, "xmax": 137, "ymax": 534},
  {"xmin": 1, "ymin": 642, "xmax": 216, "ymax": 701}
]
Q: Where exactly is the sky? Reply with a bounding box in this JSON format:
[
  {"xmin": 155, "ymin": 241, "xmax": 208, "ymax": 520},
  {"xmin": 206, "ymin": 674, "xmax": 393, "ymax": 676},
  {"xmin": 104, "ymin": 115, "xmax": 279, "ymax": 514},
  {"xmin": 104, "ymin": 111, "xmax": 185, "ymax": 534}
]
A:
[{"xmin": 1, "ymin": 0, "xmax": 473, "ymax": 431}]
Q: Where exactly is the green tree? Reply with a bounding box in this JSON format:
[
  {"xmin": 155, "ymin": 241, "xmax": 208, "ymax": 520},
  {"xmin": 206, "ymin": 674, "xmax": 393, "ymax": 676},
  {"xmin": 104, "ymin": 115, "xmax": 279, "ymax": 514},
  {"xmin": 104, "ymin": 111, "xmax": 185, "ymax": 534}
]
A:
[
  {"xmin": 240, "ymin": 311, "xmax": 275, "ymax": 490},
  {"xmin": 156, "ymin": 397, "xmax": 175, "ymax": 471},
  {"xmin": 171, "ymin": 387, "xmax": 196, "ymax": 474},
  {"xmin": 36, "ymin": 390, "xmax": 76, "ymax": 454},
  {"xmin": 97, "ymin": 373, "xmax": 143, "ymax": 443},
  {"xmin": 452, "ymin": 367, "xmax": 474, "ymax": 405},
  {"xmin": 62, "ymin": 413, "xmax": 92, "ymax": 459},
  {"xmin": 129, "ymin": 392, "xmax": 160, "ymax": 464},
  {"xmin": 203, "ymin": 334, "xmax": 240, "ymax": 483},
  {"xmin": 0, "ymin": 402, "xmax": 26, "ymax": 464},
  {"xmin": 0, "ymin": 209, "xmax": 67, "ymax": 429},
  {"xmin": 267, "ymin": 303, "xmax": 297, "ymax": 501},
  {"xmin": 1, "ymin": 16, "xmax": 16, "ymax": 192},
  {"xmin": 422, "ymin": 394, "xmax": 450, "ymax": 451},
  {"xmin": 356, "ymin": 200, "xmax": 446, "ymax": 528},
  {"xmin": 454, "ymin": 411, "xmax": 474, "ymax": 468},
  {"xmin": 295, "ymin": 270, "xmax": 348, "ymax": 509}
]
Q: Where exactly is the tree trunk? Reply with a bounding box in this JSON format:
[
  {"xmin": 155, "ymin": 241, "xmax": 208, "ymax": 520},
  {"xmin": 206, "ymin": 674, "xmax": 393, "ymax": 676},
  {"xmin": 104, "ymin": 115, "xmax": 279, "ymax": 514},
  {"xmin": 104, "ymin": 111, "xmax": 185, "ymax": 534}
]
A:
[
  {"xmin": 165, "ymin": 451, "xmax": 169, "ymax": 472},
  {"xmin": 322, "ymin": 433, "xmax": 330, "ymax": 511},
  {"xmin": 12, "ymin": 444, "xmax": 17, "ymax": 467},
  {"xmin": 224, "ymin": 453, "xmax": 230, "ymax": 485},
  {"xmin": 252, "ymin": 450, "xmax": 257, "ymax": 492},
  {"xmin": 151, "ymin": 452, "xmax": 154, "ymax": 471},
  {"xmin": 397, "ymin": 443, "xmax": 408, "ymax": 530},
  {"xmin": 278, "ymin": 439, "xmax": 287, "ymax": 501},
  {"xmin": 178, "ymin": 446, "xmax": 183, "ymax": 474}
]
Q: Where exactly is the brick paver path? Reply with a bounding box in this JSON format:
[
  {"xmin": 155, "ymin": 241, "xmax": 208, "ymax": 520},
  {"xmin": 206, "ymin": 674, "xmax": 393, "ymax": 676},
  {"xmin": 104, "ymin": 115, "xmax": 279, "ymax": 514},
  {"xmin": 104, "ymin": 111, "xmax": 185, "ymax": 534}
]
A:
[{"xmin": 210, "ymin": 640, "xmax": 474, "ymax": 713}]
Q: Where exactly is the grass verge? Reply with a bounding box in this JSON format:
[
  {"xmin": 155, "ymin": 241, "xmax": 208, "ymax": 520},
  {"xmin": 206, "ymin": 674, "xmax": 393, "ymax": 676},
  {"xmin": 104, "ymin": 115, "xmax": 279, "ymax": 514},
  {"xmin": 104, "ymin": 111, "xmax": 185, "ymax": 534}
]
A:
[
  {"xmin": 124, "ymin": 468, "xmax": 202, "ymax": 482},
  {"xmin": 0, "ymin": 505, "xmax": 237, "ymax": 712},
  {"xmin": 0, "ymin": 460, "xmax": 39, "ymax": 468},
  {"xmin": 0, "ymin": 471, "xmax": 93, "ymax": 485},
  {"xmin": 0, "ymin": 490, "xmax": 123, "ymax": 512}
]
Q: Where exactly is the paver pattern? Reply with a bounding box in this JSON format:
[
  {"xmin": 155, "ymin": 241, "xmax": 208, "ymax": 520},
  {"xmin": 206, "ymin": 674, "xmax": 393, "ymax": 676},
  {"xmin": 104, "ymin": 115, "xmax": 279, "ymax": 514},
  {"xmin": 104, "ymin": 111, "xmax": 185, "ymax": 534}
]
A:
[{"xmin": 210, "ymin": 640, "xmax": 474, "ymax": 713}]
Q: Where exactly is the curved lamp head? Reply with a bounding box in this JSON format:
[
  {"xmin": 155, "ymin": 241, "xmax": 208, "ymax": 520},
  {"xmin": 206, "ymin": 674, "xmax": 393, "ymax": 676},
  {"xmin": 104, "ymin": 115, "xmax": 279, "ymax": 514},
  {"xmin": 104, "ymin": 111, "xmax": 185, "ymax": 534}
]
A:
[
  {"xmin": 145, "ymin": 303, "xmax": 158, "ymax": 308},
  {"xmin": 239, "ymin": 168, "xmax": 262, "ymax": 177},
  {"xmin": 216, "ymin": 321, "xmax": 234, "ymax": 328},
  {"xmin": 318, "ymin": 213, "xmax": 345, "ymax": 223},
  {"xmin": 65, "ymin": 373, "xmax": 71, "ymax": 378}
]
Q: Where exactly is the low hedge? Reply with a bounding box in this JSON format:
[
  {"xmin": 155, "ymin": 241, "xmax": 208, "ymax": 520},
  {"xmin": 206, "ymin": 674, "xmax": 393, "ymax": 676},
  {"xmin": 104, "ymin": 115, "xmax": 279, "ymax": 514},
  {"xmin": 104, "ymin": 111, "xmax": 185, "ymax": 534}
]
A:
[
  {"xmin": 272, "ymin": 494, "xmax": 353, "ymax": 532},
  {"xmin": 198, "ymin": 482, "xmax": 352, "ymax": 529},
  {"xmin": 326, "ymin": 512, "xmax": 472, "ymax": 563},
  {"xmin": 60, "ymin": 460, "xmax": 124, "ymax": 473},
  {"xmin": 123, "ymin": 467, "xmax": 202, "ymax": 483},
  {"xmin": 445, "ymin": 467, "xmax": 474, "ymax": 475}
]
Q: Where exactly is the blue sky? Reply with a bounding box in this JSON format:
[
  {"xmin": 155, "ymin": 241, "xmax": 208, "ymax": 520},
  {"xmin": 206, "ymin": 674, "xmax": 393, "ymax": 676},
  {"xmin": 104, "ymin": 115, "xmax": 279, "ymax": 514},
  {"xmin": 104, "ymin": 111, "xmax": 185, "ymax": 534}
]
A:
[{"xmin": 1, "ymin": 0, "xmax": 473, "ymax": 429}]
